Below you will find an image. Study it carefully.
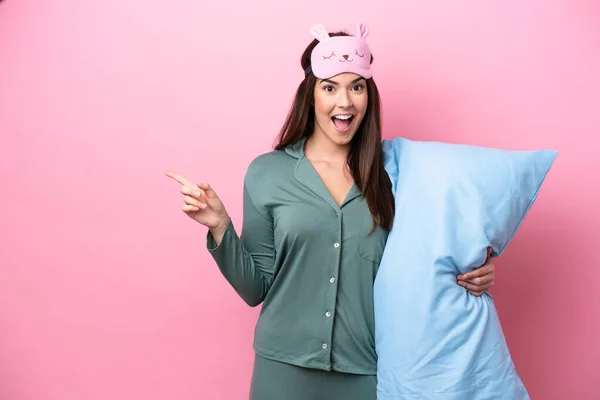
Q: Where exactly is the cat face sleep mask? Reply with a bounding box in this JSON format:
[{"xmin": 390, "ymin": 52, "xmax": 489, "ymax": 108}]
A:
[{"xmin": 306, "ymin": 22, "xmax": 373, "ymax": 80}]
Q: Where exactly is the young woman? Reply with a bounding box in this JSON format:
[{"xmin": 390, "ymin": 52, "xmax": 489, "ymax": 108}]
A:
[{"xmin": 165, "ymin": 22, "xmax": 495, "ymax": 400}]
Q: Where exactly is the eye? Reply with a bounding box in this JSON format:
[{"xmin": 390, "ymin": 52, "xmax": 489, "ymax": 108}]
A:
[
  {"xmin": 352, "ymin": 84, "xmax": 364, "ymax": 91},
  {"xmin": 323, "ymin": 52, "xmax": 335, "ymax": 60},
  {"xmin": 355, "ymin": 50, "xmax": 364, "ymax": 58},
  {"xmin": 324, "ymin": 85, "xmax": 335, "ymax": 92}
]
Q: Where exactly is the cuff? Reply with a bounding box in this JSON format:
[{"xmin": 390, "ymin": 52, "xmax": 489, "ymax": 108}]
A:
[{"xmin": 206, "ymin": 219, "xmax": 235, "ymax": 253}]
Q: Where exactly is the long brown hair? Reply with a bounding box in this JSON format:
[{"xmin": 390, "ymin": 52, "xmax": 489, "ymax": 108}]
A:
[{"xmin": 274, "ymin": 31, "xmax": 395, "ymax": 231}]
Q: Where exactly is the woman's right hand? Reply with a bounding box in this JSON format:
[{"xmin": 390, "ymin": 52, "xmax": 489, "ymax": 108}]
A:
[{"xmin": 165, "ymin": 170, "xmax": 231, "ymax": 238}]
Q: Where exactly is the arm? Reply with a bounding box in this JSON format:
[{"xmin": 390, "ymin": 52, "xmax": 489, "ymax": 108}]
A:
[{"xmin": 207, "ymin": 183, "xmax": 275, "ymax": 307}]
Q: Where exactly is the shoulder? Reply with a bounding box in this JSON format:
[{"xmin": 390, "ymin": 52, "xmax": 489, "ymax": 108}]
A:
[
  {"xmin": 247, "ymin": 149, "xmax": 289, "ymax": 172},
  {"xmin": 244, "ymin": 149, "xmax": 294, "ymax": 188},
  {"xmin": 243, "ymin": 149, "xmax": 295, "ymax": 212}
]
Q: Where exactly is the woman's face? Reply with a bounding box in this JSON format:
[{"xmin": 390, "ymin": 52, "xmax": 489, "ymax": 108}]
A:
[{"xmin": 313, "ymin": 72, "xmax": 368, "ymax": 147}]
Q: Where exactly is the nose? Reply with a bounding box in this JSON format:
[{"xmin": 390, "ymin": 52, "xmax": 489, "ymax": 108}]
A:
[
  {"xmin": 343, "ymin": 54, "xmax": 349, "ymax": 60},
  {"xmin": 336, "ymin": 89, "xmax": 353, "ymax": 108}
]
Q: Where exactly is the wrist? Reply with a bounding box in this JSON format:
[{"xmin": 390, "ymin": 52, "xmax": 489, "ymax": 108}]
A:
[{"xmin": 210, "ymin": 215, "xmax": 231, "ymax": 240}]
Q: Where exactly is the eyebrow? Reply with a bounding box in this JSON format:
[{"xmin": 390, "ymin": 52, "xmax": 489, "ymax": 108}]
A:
[{"xmin": 320, "ymin": 77, "xmax": 366, "ymax": 85}]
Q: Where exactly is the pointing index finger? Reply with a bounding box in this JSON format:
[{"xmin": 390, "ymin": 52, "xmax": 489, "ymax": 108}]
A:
[{"xmin": 164, "ymin": 170, "xmax": 198, "ymax": 189}]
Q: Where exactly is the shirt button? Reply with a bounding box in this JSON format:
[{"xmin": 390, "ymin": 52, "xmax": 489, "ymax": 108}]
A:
[
  {"xmin": 330, "ymin": 277, "xmax": 335, "ymax": 283},
  {"xmin": 322, "ymin": 343, "xmax": 328, "ymax": 349},
  {"xmin": 334, "ymin": 242, "xmax": 340, "ymax": 248},
  {"xmin": 325, "ymin": 311, "xmax": 331, "ymax": 317}
]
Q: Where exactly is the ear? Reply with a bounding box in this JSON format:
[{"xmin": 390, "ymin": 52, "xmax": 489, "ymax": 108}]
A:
[
  {"xmin": 355, "ymin": 22, "xmax": 370, "ymax": 39},
  {"xmin": 310, "ymin": 23, "xmax": 330, "ymax": 42}
]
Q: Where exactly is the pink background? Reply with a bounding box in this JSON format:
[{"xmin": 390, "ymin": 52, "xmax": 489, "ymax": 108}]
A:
[{"xmin": 1, "ymin": 0, "xmax": 598, "ymax": 399}]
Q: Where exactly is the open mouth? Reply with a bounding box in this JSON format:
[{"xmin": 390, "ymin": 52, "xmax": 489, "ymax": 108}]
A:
[{"xmin": 331, "ymin": 114, "xmax": 354, "ymax": 132}]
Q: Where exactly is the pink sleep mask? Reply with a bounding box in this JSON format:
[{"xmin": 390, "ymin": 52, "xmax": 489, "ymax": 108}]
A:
[{"xmin": 306, "ymin": 22, "xmax": 373, "ymax": 80}]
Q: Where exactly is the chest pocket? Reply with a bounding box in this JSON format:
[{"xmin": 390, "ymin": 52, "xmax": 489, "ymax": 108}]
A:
[{"xmin": 357, "ymin": 213, "xmax": 388, "ymax": 265}]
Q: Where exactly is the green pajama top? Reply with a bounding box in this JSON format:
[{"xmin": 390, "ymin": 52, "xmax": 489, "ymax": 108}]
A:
[{"xmin": 206, "ymin": 137, "xmax": 389, "ymax": 375}]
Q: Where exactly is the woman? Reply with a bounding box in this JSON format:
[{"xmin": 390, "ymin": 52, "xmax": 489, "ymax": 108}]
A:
[{"xmin": 165, "ymin": 22, "xmax": 495, "ymax": 400}]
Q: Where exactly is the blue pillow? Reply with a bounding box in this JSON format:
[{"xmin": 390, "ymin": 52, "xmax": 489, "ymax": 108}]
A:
[{"xmin": 375, "ymin": 137, "xmax": 557, "ymax": 400}]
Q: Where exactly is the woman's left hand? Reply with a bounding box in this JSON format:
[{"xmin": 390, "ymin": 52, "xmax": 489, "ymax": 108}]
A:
[{"xmin": 456, "ymin": 247, "xmax": 495, "ymax": 296}]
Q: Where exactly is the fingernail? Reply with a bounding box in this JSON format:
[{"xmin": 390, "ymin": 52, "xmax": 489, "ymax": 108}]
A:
[
  {"xmin": 196, "ymin": 191, "xmax": 202, "ymax": 197},
  {"xmin": 200, "ymin": 203, "xmax": 206, "ymax": 209}
]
